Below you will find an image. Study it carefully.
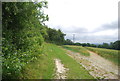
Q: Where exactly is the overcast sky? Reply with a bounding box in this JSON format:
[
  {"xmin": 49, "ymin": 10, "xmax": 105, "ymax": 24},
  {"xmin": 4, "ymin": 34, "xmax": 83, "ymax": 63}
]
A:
[{"xmin": 42, "ymin": 0, "xmax": 119, "ymax": 44}]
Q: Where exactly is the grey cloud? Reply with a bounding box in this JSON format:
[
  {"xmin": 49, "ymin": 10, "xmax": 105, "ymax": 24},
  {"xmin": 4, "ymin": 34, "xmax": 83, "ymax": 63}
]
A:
[
  {"xmin": 93, "ymin": 21, "xmax": 118, "ymax": 32},
  {"xmin": 46, "ymin": 21, "xmax": 118, "ymax": 44},
  {"xmin": 63, "ymin": 21, "xmax": 118, "ymax": 34},
  {"xmin": 102, "ymin": 21, "xmax": 118, "ymax": 29}
]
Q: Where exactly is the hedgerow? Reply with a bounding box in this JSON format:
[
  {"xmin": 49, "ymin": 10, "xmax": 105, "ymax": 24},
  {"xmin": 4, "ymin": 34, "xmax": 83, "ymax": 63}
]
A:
[{"xmin": 2, "ymin": 2, "xmax": 48, "ymax": 79}]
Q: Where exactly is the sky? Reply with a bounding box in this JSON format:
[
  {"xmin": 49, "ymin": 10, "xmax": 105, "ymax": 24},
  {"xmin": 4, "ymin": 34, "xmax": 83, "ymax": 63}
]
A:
[{"xmin": 42, "ymin": 0, "xmax": 119, "ymax": 44}]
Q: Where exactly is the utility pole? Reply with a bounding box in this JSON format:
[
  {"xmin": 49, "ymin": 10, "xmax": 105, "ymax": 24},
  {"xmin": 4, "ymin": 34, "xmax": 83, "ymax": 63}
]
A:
[{"xmin": 73, "ymin": 34, "xmax": 75, "ymax": 43}]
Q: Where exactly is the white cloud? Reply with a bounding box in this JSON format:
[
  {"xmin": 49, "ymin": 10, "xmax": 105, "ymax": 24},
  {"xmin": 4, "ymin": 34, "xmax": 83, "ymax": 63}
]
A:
[{"xmin": 41, "ymin": 0, "xmax": 119, "ymax": 43}]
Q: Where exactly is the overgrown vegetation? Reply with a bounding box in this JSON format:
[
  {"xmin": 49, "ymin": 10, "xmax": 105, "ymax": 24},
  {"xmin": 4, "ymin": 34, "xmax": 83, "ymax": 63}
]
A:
[
  {"xmin": 45, "ymin": 27, "xmax": 66, "ymax": 45},
  {"xmin": 63, "ymin": 45, "xmax": 90, "ymax": 56},
  {"xmin": 2, "ymin": 2, "xmax": 67, "ymax": 79},
  {"xmin": 2, "ymin": 2, "xmax": 48, "ymax": 79},
  {"xmin": 86, "ymin": 47, "xmax": 119, "ymax": 65},
  {"xmin": 20, "ymin": 43, "xmax": 55, "ymax": 79}
]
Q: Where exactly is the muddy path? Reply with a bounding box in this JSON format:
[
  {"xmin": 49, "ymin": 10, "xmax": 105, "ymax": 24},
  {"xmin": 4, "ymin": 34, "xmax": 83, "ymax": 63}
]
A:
[
  {"xmin": 54, "ymin": 59, "xmax": 68, "ymax": 79},
  {"xmin": 65, "ymin": 49, "xmax": 118, "ymax": 79}
]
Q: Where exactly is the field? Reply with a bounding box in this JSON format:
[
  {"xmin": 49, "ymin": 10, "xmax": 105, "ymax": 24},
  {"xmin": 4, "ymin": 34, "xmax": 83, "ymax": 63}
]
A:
[
  {"xmin": 60, "ymin": 45, "xmax": 119, "ymax": 79},
  {"xmin": 85, "ymin": 47, "xmax": 119, "ymax": 65},
  {"xmin": 62, "ymin": 45, "xmax": 90, "ymax": 56},
  {"xmin": 62, "ymin": 45, "xmax": 119, "ymax": 65}
]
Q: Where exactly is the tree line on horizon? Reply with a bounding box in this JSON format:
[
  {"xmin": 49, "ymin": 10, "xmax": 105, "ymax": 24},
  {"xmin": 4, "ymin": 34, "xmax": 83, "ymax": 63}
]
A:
[{"xmin": 64, "ymin": 39, "xmax": 120, "ymax": 50}]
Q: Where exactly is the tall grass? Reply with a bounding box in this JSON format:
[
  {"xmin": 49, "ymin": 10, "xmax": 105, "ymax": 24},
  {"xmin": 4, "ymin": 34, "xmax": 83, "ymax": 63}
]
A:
[
  {"xmin": 63, "ymin": 45, "xmax": 90, "ymax": 56},
  {"xmin": 86, "ymin": 47, "xmax": 119, "ymax": 65}
]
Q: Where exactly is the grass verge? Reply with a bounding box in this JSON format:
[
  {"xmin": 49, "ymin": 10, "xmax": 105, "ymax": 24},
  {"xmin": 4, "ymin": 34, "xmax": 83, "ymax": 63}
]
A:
[
  {"xmin": 21, "ymin": 46, "xmax": 55, "ymax": 79},
  {"xmin": 21, "ymin": 43, "xmax": 94, "ymax": 79}
]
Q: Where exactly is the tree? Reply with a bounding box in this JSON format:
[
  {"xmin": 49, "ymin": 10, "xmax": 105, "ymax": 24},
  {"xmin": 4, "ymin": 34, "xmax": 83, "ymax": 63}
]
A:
[
  {"xmin": 64, "ymin": 39, "xmax": 73, "ymax": 45},
  {"xmin": 74, "ymin": 42, "xmax": 81, "ymax": 46},
  {"xmin": 2, "ymin": 2, "xmax": 48, "ymax": 79},
  {"xmin": 109, "ymin": 42, "xmax": 114, "ymax": 49},
  {"xmin": 102, "ymin": 43, "xmax": 109, "ymax": 48},
  {"xmin": 113, "ymin": 40, "xmax": 120, "ymax": 50},
  {"xmin": 86, "ymin": 43, "xmax": 90, "ymax": 47},
  {"xmin": 45, "ymin": 28, "xmax": 66, "ymax": 45}
]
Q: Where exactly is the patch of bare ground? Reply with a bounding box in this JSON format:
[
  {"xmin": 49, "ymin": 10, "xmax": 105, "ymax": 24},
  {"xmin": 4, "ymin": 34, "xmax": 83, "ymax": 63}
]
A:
[
  {"xmin": 65, "ymin": 49, "xmax": 118, "ymax": 79},
  {"xmin": 54, "ymin": 59, "xmax": 68, "ymax": 79}
]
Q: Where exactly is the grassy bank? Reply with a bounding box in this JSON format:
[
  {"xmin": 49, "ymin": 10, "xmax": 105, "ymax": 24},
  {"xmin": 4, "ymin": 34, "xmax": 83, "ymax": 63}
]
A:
[
  {"xmin": 21, "ymin": 43, "xmax": 94, "ymax": 79},
  {"xmin": 86, "ymin": 47, "xmax": 119, "ymax": 65},
  {"xmin": 21, "ymin": 43, "xmax": 55, "ymax": 79},
  {"xmin": 62, "ymin": 45, "xmax": 90, "ymax": 56}
]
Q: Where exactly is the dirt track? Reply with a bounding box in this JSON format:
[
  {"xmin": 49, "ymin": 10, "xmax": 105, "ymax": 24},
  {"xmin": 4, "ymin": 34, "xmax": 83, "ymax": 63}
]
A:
[
  {"xmin": 65, "ymin": 49, "xmax": 118, "ymax": 79},
  {"xmin": 54, "ymin": 59, "xmax": 68, "ymax": 79}
]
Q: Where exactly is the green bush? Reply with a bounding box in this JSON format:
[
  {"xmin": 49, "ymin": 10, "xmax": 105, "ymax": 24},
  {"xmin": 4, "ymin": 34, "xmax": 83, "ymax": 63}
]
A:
[{"xmin": 2, "ymin": 2, "xmax": 48, "ymax": 79}]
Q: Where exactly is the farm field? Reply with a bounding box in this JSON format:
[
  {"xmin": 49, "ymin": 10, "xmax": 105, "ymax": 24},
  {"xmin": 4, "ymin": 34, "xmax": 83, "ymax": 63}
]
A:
[
  {"xmin": 86, "ymin": 47, "xmax": 119, "ymax": 65},
  {"xmin": 63, "ymin": 45, "xmax": 119, "ymax": 65},
  {"xmin": 63, "ymin": 45, "xmax": 119, "ymax": 79},
  {"xmin": 62, "ymin": 45, "xmax": 90, "ymax": 56}
]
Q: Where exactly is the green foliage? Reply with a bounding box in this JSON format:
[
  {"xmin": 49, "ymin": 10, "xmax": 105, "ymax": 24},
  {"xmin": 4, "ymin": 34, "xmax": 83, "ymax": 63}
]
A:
[
  {"xmin": 65, "ymin": 40, "xmax": 120, "ymax": 50},
  {"xmin": 45, "ymin": 28, "xmax": 66, "ymax": 45},
  {"xmin": 2, "ymin": 2, "xmax": 48, "ymax": 79},
  {"xmin": 97, "ymin": 41, "xmax": 120, "ymax": 50},
  {"xmin": 64, "ymin": 39, "xmax": 74, "ymax": 45},
  {"xmin": 112, "ymin": 40, "xmax": 120, "ymax": 50},
  {"xmin": 21, "ymin": 43, "xmax": 55, "ymax": 79}
]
